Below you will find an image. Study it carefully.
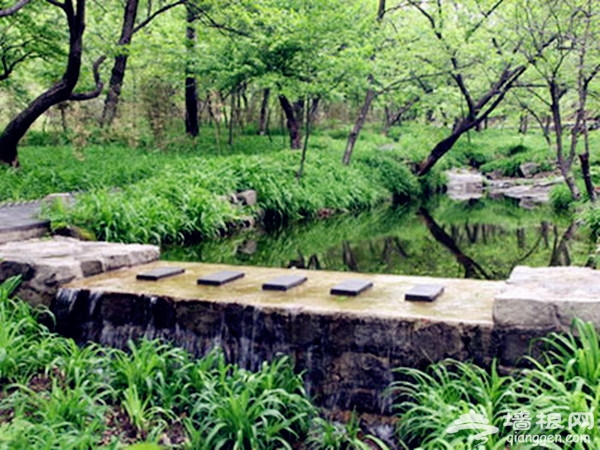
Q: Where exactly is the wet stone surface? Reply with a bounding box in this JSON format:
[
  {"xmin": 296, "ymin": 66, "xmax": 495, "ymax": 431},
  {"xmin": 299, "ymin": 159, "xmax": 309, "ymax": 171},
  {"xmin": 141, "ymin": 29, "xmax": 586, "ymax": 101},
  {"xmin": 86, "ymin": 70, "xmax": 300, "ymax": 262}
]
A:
[
  {"xmin": 0, "ymin": 237, "xmax": 159, "ymax": 306},
  {"xmin": 494, "ymin": 265, "xmax": 600, "ymax": 329},
  {"xmin": 58, "ymin": 261, "xmax": 500, "ymax": 415},
  {"xmin": 492, "ymin": 265, "xmax": 600, "ymax": 365},
  {"xmin": 0, "ymin": 202, "xmax": 49, "ymax": 243}
]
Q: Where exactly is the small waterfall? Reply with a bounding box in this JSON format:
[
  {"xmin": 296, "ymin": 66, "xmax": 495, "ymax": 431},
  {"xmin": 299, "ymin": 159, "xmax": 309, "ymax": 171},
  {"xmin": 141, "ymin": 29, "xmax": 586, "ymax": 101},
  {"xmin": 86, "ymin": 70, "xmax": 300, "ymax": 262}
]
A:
[
  {"xmin": 51, "ymin": 284, "xmax": 400, "ymax": 433},
  {"xmin": 88, "ymin": 290, "xmax": 103, "ymax": 318},
  {"xmin": 52, "ymin": 287, "xmax": 103, "ymax": 343},
  {"xmin": 53, "ymin": 287, "xmax": 80, "ymax": 319}
]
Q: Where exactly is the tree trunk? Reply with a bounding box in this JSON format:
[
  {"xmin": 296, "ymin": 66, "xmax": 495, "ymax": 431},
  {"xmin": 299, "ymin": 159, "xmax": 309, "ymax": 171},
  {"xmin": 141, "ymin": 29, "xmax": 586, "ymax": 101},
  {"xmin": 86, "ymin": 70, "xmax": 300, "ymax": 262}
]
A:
[
  {"xmin": 417, "ymin": 128, "xmax": 464, "ymax": 176},
  {"xmin": 383, "ymin": 96, "xmax": 420, "ymax": 135},
  {"xmin": 184, "ymin": 3, "xmax": 199, "ymax": 137},
  {"xmin": 550, "ymin": 80, "xmax": 580, "ymax": 200},
  {"xmin": 417, "ymin": 64, "xmax": 526, "ymax": 177},
  {"xmin": 185, "ymin": 76, "xmax": 199, "ymax": 137},
  {"xmin": 0, "ymin": 0, "xmax": 85, "ymax": 167},
  {"xmin": 342, "ymin": 87, "xmax": 375, "ymax": 165},
  {"xmin": 519, "ymin": 113, "xmax": 528, "ymax": 134},
  {"xmin": 297, "ymin": 95, "xmax": 312, "ymax": 180},
  {"xmin": 580, "ymin": 153, "xmax": 596, "ymax": 202},
  {"xmin": 377, "ymin": 0, "xmax": 386, "ymax": 19},
  {"xmin": 278, "ymin": 95, "xmax": 302, "ymax": 149},
  {"xmin": 341, "ymin": 1, "xmax": 386, "ymax": 165},
  {"xmin": 100, "ymin": 0, "xmax": 138, "ymax": 128},
  {"xmin": 258, "ymin": 88, "xmax": 270, "ymax": 135},
  {"xmin": 228, "ymin": 90, "xmax": 235, "ymax": 146}
]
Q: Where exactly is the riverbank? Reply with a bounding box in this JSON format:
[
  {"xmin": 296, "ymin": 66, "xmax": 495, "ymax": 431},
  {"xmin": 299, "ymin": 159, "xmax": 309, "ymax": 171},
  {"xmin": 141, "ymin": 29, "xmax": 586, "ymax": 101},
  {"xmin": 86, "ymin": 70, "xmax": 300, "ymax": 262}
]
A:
[{"xmin": 2, "ymin": 126, "xmax": 597, "ymax": 246}]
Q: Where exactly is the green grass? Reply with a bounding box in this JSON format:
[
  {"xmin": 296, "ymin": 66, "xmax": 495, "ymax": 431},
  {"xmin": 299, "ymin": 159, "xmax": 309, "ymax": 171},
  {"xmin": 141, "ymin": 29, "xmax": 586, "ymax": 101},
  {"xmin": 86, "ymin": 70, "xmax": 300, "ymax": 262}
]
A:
[
  {"xmin": 391, "ymin": 318, "xmax": 600, "ymax": 449},
  {"xmin": 43, "ymin": 145, "xmax": 412, "ymax": 245},
  {"xmin": 0, "ymin": 278, "xmax": 390, "ymax": 449},
  {"xmin": 3, "ymin": 124, "xmax": 599, "ymax": 245},
  {"xmin": 0, "ymin": 146, "xmax": 169, "ymax": 202}
]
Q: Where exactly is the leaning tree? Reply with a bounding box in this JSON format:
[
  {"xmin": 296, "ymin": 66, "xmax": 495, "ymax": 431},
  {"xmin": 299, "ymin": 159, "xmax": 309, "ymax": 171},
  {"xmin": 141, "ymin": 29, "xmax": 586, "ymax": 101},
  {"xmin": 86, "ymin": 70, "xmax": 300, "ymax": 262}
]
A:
[
  {"xmin": 0, "ymin": 0, "xmax": 103, "ymax": 167},
  {"xmin": 395, "ymin": 0, "xmax": 529, "ymax": 176}
]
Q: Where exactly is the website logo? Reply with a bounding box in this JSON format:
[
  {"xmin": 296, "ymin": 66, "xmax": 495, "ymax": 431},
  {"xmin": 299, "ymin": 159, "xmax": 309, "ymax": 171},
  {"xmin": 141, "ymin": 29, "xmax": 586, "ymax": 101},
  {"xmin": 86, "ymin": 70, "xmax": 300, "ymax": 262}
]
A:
[{"xmin": 446, "ymin": 410, "xmax": 499, "ymax": 449}]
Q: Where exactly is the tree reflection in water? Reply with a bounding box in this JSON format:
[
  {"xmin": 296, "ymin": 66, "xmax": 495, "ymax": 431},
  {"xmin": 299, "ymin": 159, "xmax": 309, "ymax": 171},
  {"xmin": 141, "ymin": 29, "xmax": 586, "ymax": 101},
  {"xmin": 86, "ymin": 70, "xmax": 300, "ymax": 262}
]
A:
[{"xmin": 163, "ymin": 198, "xmax": 592, "ymax": 280}]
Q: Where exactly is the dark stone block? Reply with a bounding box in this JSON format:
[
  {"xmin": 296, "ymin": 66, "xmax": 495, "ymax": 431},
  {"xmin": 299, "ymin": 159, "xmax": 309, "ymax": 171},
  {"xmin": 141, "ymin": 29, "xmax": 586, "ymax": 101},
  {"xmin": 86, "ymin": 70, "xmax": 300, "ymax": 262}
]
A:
[
  {"xmin": 410, "ymin": 321, "xmax": 463, "ymax": 364},
  {"xmin": 80, "ymin": 259, "xmax": 103, "ymax": 277},
  {"xmin": 136, "ymin": 267, "xmax": 185, "ymax": 281},
  {"xmin": 405, "ymin": 284, "xmax": 444, "ymax": 302},
  {"xmin": 197, "ymin": 270, "xmax": 244, "ymax": 286},
  {"xmin": 262, "ymin": 274, "xmax": 307, "ymax": 291},
  {"xmin": 330, "ymin": 279, "xmax": 373, "ymax": 296},
  {"xmin": 291, "ymin": 312, "xmax": 327, "ymax": 346},
  {"xmin": 0, "ymin": 260, "xmax": 35, "ymax": 282}
]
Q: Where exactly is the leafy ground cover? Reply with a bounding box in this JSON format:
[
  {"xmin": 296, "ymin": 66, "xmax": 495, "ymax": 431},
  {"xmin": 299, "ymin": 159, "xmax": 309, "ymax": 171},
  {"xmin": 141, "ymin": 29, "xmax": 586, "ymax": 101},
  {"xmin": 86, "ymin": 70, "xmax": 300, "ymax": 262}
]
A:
[
  {"xmin": 0, "ymin": 278, "xmax": 388, "ymax": 449},
  {"xmin": 4, "ymin": 125, "xmax": 588, "ymax": 244},
  {"xmin": 392, "ymin": 318, "xmax": 600, "ymax": 449}
]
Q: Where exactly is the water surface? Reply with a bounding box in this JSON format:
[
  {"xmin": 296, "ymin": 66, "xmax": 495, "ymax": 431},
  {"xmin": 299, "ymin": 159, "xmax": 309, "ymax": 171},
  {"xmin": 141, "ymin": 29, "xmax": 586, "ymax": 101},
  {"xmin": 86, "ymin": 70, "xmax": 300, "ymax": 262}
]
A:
[{"xmin": 163, "ymin": 197, "xmax": 594, "ymax": 280}]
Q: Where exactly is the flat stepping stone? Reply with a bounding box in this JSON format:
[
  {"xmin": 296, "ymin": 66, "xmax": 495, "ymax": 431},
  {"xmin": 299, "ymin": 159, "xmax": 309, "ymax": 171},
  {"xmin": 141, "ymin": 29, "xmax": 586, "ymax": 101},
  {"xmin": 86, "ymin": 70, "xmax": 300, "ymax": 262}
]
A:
[
  {"xmin": 405, "ymin": 284, "xmax": 444, "ymax": 302},
  {"xmin": 197, "ymin": 270, "xmax": 245, "ymax": 286},
  {"xmin": 262, "ymin": 274, "xmax": 307, "ymax": 291},
  {"xmin": 136, "ymin": 267, "xmax": 185, "ymax": 281},
  {"xmin": 330, "ymin": 279, "xmax": 373, "ymax": 296}
]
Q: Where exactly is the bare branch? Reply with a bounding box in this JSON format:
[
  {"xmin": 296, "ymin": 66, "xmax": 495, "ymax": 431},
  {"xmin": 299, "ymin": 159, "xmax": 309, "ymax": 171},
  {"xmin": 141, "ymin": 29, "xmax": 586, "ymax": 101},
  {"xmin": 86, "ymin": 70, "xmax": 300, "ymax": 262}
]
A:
[
  {"xmin": 0, "ymin": 49, "xmax": 32, "ymax": 81},
  {"xmin": 132, "ymin": 0, "xmax": 185, "ymax": 34},
  {"xmin": 467, "ymin": 0, "xmax": 506, "ymax": 39},
  {"xmin": 195, "ymin": 10, "xmax": 251, "ymax": 37},
  {"xmin": 377, "ymin": 69, "xmax": 447, "ymax": 94},
  {"xmin": 0, "ymin": 0, "xmax": 32, "ymax": 17},
  {"xmin": 69, "ymin": 56, "xmax": 106, "ymax": 101},
  {"xmin": 45, "ymin": 0, "xmax": 66, "ymax": 8},
  {"xmin": 381, "ymin": 0, "xmax": 410, "ymax": 16},
  {"xmin": 408, "ymin": 0, "xmax": 436, "ymax": 31}
]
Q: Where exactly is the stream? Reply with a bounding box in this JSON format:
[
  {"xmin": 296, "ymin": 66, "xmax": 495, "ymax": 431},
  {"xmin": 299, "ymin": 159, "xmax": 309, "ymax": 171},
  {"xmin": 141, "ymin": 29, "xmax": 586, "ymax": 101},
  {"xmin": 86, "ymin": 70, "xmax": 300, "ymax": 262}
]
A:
[{"xmin": 162, "ymin": 197, "xmax": 595, "ymax": 280}]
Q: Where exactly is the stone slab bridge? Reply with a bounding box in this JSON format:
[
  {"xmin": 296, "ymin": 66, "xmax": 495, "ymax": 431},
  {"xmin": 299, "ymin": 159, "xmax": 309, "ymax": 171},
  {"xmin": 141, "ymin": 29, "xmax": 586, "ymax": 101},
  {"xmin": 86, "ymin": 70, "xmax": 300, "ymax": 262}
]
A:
[{"xmin": 1, "ymin": 237, "xmax": 598, "ymax": 415}]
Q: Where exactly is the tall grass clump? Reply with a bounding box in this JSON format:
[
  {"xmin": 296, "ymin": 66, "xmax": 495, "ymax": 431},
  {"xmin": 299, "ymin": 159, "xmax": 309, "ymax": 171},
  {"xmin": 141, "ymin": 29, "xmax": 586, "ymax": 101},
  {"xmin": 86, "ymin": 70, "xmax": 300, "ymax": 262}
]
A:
[
  {"xmin": 47, "ymin": 148, "xmax": 395, "ymax": 244},
  {"xmin": 356, "ymin": 153, "xmax": 420, "ymax": 203},
  {"xmin": 0, "ymin": 278, "xmax": 111, "ymax": 448},
  {"xmin": 0, "ymin": 278, "xmax": 388, "ymax": 449},
  {"xmin": 0, "ymin": 277, "xmax": 64, "ymax": 384},
  {"xmin": 184, "ymin": 354, "xmax": 316, "ymax": 449},
  {"xmin": 391, "ymin": 318, "xmax": 600, "ymax": 449},
  {"xmin": 550, "ymin": 184, "xmax": 578, "ymax": 212}
]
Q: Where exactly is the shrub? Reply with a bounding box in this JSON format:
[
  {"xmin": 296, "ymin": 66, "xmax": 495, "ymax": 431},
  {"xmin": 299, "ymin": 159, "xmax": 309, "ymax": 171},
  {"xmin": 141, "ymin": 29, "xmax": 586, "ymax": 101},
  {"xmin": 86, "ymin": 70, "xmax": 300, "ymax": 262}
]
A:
[
  {"xmin": 506, "ymin": 144, "xmax": 529, "ymax": 157},
  {"xmin": 357, "ymin": 153, "xmax": 421, "ymax": 203},
  {"xmin": 581, "ymin": 204, "xmax": 600, "ymax": 240},
  {"xmin": 46, "ymin": 148, "xmax": 392, "ymax": 244},
  {"xmin": 550, "ymin": 183, "xmax": 578, "ymax": 212}
]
